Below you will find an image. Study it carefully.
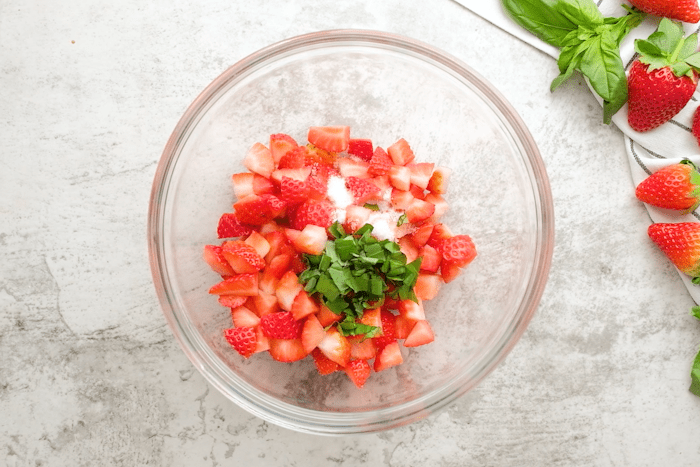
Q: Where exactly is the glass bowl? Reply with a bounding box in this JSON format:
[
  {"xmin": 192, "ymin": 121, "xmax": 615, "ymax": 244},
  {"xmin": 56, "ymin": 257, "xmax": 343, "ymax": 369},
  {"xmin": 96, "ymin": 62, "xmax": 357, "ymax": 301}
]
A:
[{"xmin": 148, "ymin": 30, "xmax": 554, "ymax": 435}]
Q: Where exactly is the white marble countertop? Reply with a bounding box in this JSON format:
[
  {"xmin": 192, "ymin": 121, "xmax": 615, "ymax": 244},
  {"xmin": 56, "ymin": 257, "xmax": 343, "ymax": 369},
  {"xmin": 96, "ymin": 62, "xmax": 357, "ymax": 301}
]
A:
[{"xmin": 2, "ymin": 0, "xmax": 699, "ymax": 465}]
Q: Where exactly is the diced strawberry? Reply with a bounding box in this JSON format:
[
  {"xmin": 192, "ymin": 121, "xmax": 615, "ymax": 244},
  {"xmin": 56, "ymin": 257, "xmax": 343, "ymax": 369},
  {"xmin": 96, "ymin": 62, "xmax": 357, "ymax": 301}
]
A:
[
  {"xmin": 258, "ymin": 221, "xmax": 281, "ymax": 235},
  {"xmin": 254, "ymin": 326, "xmax": 270, "ymax": 354},
  {"xmin": 344, "ymin": 359, "xmax": 371, "ymax": 388},
  {"xmin": 348, "ymin": 336, "xmax": 377, "ymax": 360},
  {"xmin": 372, "ymin": 309, "xmax": 397, "ymax": 350},
  {"xmin": 290, "ymin": 224, "xmax": 328, "ymax": 255},
  {"xmin": 389, "ymin": 165, "xmax": 411, "ymax": 191},
  {"xmin": 307, "ymin": 126, "xmax": 350, "ymax": 153},
  {"xmin": 436, "ymin": 234, "xmax": 477, "ymax": 268},
  {"xmin": 244, "ymin": 231, "xmax": 271, "ymax": 258},
  {"xmin": 358, "ymin": 307, "xmax": 382, "ymax": 329},
  {"xmin": 268, "ymin": 338, "xmax": 308, "ymax": 362},
  {"xmin": 405, "ymin": 198, "xmax": 435, "ymax": 224},
  {"xmin": 259, "ymin": 253, "xmax": 292, "ymax": 294},
  {"xmin": 398, "ymin": 236, "xmax": 419, "ymax": 263},
  {"xmin": 387, "ymin": 138, "xmax": 415, "ymax": 166},
  {"xmin": 209, "ymin": 273, "xmax": 259, "ymax": 296},
  {"xmin": 345, "ymin": 176, "xmax": 381, "ymax": 204},
  {"xmin": 233, "ymin": 195, "xmax": 275, "ymax": 226},
  {"xmin": 337, "ymin": 157, "xmax": 370, "ymax": 178},
  {"xmin": 203, "ymin": 245, "xmax": 236, "ymax": 276},
  {"xmin": 397, "ymin": 298, "xmax": 426, "ymax": 321},
  {"xmin": 305, "ymin": 145, "xmax": 339, "ymax": 167},
  {"xmin": 373, "ymin": 341, "xmax": 403, "ymax": 372},
  {"xmin": 275, "ymin": 270, "xmax": 302, "ymax": 311},
  {"xmin": 217, "ymin": 212, "xmax": 253, "ymax": 238},
  {"xmin": 271, "ymin": 167, "xmax": 312, "ymax": 185},
  {"xmin": 368, "ymin": 147, "xmax": 393, "ymax": 176},
  {"xmin": 223, "ymin": 327, "xmax": 257, "ymax": 358},
  {"xmin": 411, "ymin": 222, "xmax": 434, "ymax": 247},
  {"xmin": 393, "ymin": 314, "xmax": 415, "ymax": 340},
  {"xmin": 347, "ymin": 138, "xmax": 374, "ymax": 162},
  {"xmin": 231, "ymin": 173, "xmax": 275, "ymax": 199},
  {"xmin": 440, "ymin": 261, "xmax": 463, "ymax": 283},
  {"xmin": 418, "ymin": 244, "xmax": 441, "ymax": 273},
  {"xmin": 269, "ymin": 133, "xmax": 298, "ymax": 163},
  {"xmin": 279, "ymin": 176, "xmax": 310, "ymax": 206},
  {"xmin": 317, "ymin": 327, "xmax": 351, "ymax": 367},
  {"xmin": 317, "ymin": 303, "xmax": 343, "ymax": 327},
  {"xmin": 301, "ymin": 314, "xmax": 325, "ymax": 353},
  {"xmin": 260, "ymin": 194, "xmax": 286, "ymax": 218},
  {"xmin": 427, "ymin": 223, "xmax": 453, "ymax": 248},
  {"xmin": 277, "ymin": 146, "xmax": 308, "ymax": 169},
  {"xmin": 409, "ymin": 184, "xmax": 426, "ymax": 200},
  {"xmin": 306, "ymin": 175, "xmax": 328, "ymax": 199},
  {"xmin": 311, "ymin": 348, "xmax": 340, "ymax": 375},
  {"xmin": 290, "ymin": 199, "xmax": 334, "ymax": 230},
  {"xmin": 221, "ymin": 240, "xmax": 265, "ymax": 274},
  {"xmin": 290, "ymin": 253, "xmax": 306, "ymax": 273},
  {"xmin": 218, "ymin": 295, "xmax": 248, "ymax": 309},
  {"xmin": 344, "ymin": 205, "xmax": 372, "ymax": 233},
  {"xmin": 390, "ymin": 188, "xmax": 415, "ymax": 210},
  {"xmin": 291, "ymin": 289, "xmax": 320, "ymax": 321},
  {"xmin": 253, "ymin": 291, "xmax": 280, "ymax": 316},
  {"xmin": 408, "ymin": 162, "xmax": 434, "ymax": 189},
  {"xmin": 425, "ymin": 193, "xmax": 448, "ymax": 221},
  {"xmin": 372, "ymin": 175, "xmax": 391, "ymax": 192},
  {"xmin": 231, "ymin": 305, "xmax": 261, "ymax": 328},
  {"xmin": 260, "ymin": 311, "xmax": 302, "ymax": 339},
  {"xmin": 427, "ymin": 166, "xmax": 451, "ymax": 194},
  {"xmin": 264, "ymin": 230, "xmax": 291, "ymax": 262},
  {"xmin": 403, "ymin": 320, "xmax": 435, "ymax": 347},
  {"xmin": 414, "ymin": 273, "xmax": 443, "ymax": 301},
  {"xmin": 244, "ymin": 142, "xmax": 275, "ymax": 178}
]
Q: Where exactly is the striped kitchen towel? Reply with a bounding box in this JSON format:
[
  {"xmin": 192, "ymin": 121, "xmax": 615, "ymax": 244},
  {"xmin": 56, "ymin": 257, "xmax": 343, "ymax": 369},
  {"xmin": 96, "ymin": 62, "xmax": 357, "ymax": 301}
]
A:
[{"xmin": 458, "ymin": 0, "xmax": 700, "ymax": 303}]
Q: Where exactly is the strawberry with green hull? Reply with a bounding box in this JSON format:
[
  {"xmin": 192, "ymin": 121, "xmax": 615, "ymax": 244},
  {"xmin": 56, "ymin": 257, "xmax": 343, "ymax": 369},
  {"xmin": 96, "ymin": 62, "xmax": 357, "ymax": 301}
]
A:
[
  {"xmin": 648, "ymin": 222, "xmax": 700, "ymax": 283},
  {"xmin": 635, "ymin": 160, "xmax": 700, "ymax": 212},
  {"xmin": 627, "ymin": 19, "xmax": 700, "ymax": 132},
  {"xmin": 629, "ymin": 0, "xmax": 700, "ymax": 23}
]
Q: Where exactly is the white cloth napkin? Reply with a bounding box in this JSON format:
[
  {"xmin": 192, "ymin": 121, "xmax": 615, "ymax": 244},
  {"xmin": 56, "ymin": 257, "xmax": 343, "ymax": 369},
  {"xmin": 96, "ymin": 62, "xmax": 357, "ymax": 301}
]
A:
[{"xmin": 459, "ymin": 0, "xmax": 700, "ymax": 304}]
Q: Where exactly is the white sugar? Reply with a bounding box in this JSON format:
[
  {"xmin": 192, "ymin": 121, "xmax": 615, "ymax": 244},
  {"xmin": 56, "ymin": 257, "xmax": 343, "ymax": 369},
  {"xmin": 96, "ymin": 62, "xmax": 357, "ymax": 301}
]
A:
[{"xmin": 327, "ymin": 176, "xmax": 353, "ymax": 209}]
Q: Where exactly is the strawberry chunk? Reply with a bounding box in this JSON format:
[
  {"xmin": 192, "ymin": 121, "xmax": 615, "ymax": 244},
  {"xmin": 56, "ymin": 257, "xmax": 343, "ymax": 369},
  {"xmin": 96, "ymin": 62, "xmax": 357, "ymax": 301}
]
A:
[
  {"xmin": 243, "ymin": 231, "xmax": 271, "ymax": 258},
  {"xmin": 372, "ymin": 309, "xmax": 397, "ymax": 350},
  {"xmin": 436, "ymin": 235, "xmax": 477, "ymax": 268},
  {"xmin": 233, "ymin": 195, "xmax": 275, "ymax": 226},
  {"xmin": 269, "ymin": 133, "xmax": 298, "ymax": 163},
  {"xmin": 275, "ymin": 270, "xmax": 303, "ymax": 311},
  {"xmin": 345, "ymin": 176, "xmax": 381, "ymax": 204},
  {"xmin": 301, "ymin": 314, "xmax": 325, "ymax": 353},
  {"xmin": 231, "ymin": 305, "xmax": 260, "ymax": 328},
  {"xmin": 291, "ymin": 289, "xmax": 320, "ymax": 321},
  {"xmin": 311, "ymin": 348, "xmax": 340, "ymax": 375},
  {"xmin": 408, "ymin": 162, "xmax": 435, "ymax": 189},
  {"xmin": 418, "ymin": 244, "xmax": 441, "ymax": 273},
  {"xmin": 348, "ymin": 336, "xmax": 377, "ymax": 360},
  {"xmin": 427, "ymin": 166, "xmax": 451, "ymax": 194},
  {"xmin": 387, "ymin": 138, "xmax": 415, "ymax": 166},
  {"xmin": 268, "ymin": 338, "xmax": 308, "ymax": 362},
  {"xmin": 389, "ymin": 165, "xmax": 411, "ymax": 191},
  {"xmin": 347, "ymin": 138, "xmax": 374, "ymax": 162},
  {"xmin": 368, "ymin": 147, "xmax": 392, "ymax": 176},
  {"xmin": 403, "ymin": 320, "xmax": 435, "ymax": 347},
  {"xmin": 414, "ymin": 273, "xmax": 443, "ymax": 301},
  {"xmin": 279, "ymin": 176, "xmax": 310, "ymax": 206},
  {"xmin": 317, "ymin": 327, "xmax": 351, "ymax": 367},
  {"xmin": 221, "ymin": 240, "xmax": 265, "ymax": 274},
  {"xmin": 244, "ymin": 142, "xmax": 275, "ymax": 178},
  {"xmin": 278, "ymin": 146, "xmax": 308, "ymax": 169},
  {"xmin": 223, "ymin": 327, "xmax": 257, "ymax": 358},
  {"xmin": 405, "ymin": 198, "xmax": 435, "ymax": 224},
  {"xmin": 217, "ymin": 213, "xmax": 253, "ymax": 239},
  {"xmin": 291, "ymin": 199, "xmax": 334, "ymax": 230},
  {"xmin": 290, "ymin": 224, "xmax": 328, "ymax": 255},
  {"xmin": 209, "ymin": 273, "xmax": 259, "ymax": 296},
  {"xmin": 308, "ymin": 126, "xmax": 350, "ymax": 153},
  {"xmin": 337, "ymin": 157, "xmax": 370, "ymax": 178},
  {"xmin": 260, "ymin": 311, "xmax": 302, "ymax": 339},
  {"xmin": 397, "ymin": 298, "xmax": 426, "ymax": 321},
  {"xmin": 373, "ymin": 341, "xmax": 403, "ymax": 372},
  {"xmin": 218, "ymin": 295, "xmax": 247, "ymax": 309},
  {"xmin": 344, "ymin": 359, "xmax": 371, "ymax": 388},
  {"xmin": 203, "ymin": 245, "xmax": 236, "ymax": 276},
  {"xmin": 440, "ymin": 261, "xmax": 462, "ymax": 283}
]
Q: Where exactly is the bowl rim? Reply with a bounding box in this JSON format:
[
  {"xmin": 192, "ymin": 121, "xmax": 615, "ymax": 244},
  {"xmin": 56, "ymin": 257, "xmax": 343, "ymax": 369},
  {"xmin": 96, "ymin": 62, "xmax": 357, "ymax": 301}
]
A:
[{"xmin": 148, "ymin": 28, "xmax": 555, "ymax": 435}]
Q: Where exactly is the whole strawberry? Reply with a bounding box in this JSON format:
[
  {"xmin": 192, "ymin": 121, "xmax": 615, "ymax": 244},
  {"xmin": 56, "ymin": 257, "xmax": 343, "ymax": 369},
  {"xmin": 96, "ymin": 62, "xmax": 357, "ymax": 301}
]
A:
[
  {"xmin": 648, "ymin": 222, "xmax": 700, "ymax": 282},
  {"xmin": 627, "ymin": 19, "xmax": 700, "ymax": 132},
  {"xmin": 693, "ymin": 106, "xmax": 700, "ymax": 145},
  {"xmin": 635, "ymin": 160, "xmax": 700, "ymax": 212},
  {"xmin": 629, "ymin": 0, "xmax": 700, "ymax": 23}
]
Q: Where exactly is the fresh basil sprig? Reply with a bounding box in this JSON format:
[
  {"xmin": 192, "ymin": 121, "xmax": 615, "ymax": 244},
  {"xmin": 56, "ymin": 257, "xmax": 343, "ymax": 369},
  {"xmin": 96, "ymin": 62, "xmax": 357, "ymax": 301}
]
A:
[{"xmin": 501, "ymin": 0, "xmax": 645, "ymax": 124}]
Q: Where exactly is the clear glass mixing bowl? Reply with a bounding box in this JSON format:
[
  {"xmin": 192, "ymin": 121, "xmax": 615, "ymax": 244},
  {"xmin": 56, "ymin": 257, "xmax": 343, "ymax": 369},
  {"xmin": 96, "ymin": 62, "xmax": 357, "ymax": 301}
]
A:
[{"xmin": 148, "ymin": 29, "xmax": 554, "ymax": 435}]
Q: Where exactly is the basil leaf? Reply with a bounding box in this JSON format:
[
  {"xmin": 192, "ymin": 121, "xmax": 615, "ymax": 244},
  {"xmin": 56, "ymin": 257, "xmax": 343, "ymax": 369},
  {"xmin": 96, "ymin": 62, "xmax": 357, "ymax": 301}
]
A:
[
  {"xmin": 556, "ymin": 0, "xmax": 603, "ymax": 28},
  {"xmin": 690, "ymin": 347, "xmax": 700, "ymax": 397},
  {"xmin": 501, "ymin": 0, "xmax": 578, "ymax": 48},
  {"xmin": 578, "ymin": 35, "xmax": 627, "ymax": 124}
]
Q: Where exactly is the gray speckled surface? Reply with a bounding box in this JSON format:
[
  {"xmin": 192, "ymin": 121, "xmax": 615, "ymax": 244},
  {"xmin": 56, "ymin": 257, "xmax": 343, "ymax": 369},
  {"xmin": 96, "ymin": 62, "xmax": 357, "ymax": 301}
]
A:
[{"xmin": 2, "ymin": 1, "xmax": 699, "ymax": 466}]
